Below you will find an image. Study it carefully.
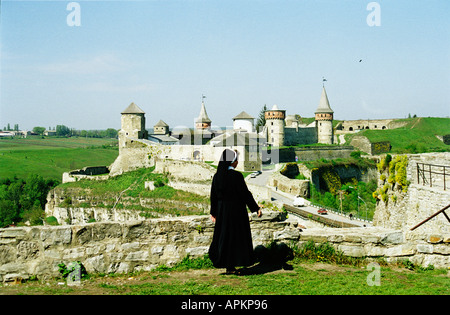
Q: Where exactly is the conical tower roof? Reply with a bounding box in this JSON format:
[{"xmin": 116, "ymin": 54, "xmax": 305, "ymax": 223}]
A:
[
  {"xmin": 315, "ymin": 87, "xmax": 334, "ymax": 114},
  {"xmin": 154, "ymin": 120, "xmax": 169, "ymax": 127},
  {"xmin": 233, "ymin": 111, "xmax": 254, "ymax": 120},
  {"xmin": 195, "ymin": 101, "xmax": 212, "ymax": 123},
  {"xmin": 121, "ymin": 102, "xmax": 145, "ymax": 114}
]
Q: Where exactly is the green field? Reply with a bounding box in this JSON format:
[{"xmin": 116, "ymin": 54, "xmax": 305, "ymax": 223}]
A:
[
  {"xmin": 0, "ymin": 136, "xmax": 119, "ymax": 181},
  {"xmin": 346, "ymin": 117, "xmax": 450, "ymax": 153}
]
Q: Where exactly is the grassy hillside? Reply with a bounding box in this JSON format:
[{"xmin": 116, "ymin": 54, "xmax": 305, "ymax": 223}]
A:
[
  {"xmin": 346, "ymin": 117, "xmax": 450, "ymax": 153},
  {"xmin": 58, "ymin": 167, "xmax": 209, "ymax": 218},
  {"xmin": 0, "ymin": 136, "xmax": 119, "ymax": 181}
]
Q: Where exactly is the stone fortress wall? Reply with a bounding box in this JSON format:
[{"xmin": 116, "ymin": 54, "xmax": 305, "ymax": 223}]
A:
[
  {"xmin": 1, "ymin": 212, "xmax": 448, "ymax": 283},
  {"xmin": 374, "ymin": 153, "xmax": 450, "ymax": 235},
  {"xmin": 284, "ymin": 126, "xmax": 317, "ymax": 146},
  {"xmin": 0, "ymin": 213, "xmax": 296, "ymax": 282},
  {"xmin": 336, "ymin": 118, "xmax": 408, "ymax": 132}
]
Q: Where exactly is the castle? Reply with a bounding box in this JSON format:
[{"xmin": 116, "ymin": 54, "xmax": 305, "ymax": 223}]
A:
[
  {"xmin": 109, "ymin": 86, "xmax": 335, "ymax": 174},
  {"xmin": 263, "ymin": 86, "xmax": 334, "ymax": 147}
]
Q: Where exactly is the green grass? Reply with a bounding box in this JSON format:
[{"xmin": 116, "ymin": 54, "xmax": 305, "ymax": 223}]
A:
[
  {"xmin": 3, "ymin": 242, "xmax": 449, "ymax": 295},
  {"xmin": 347, "ymin": 117, "xmax": 450, "ymax": 153},
  {"xmin": 2, "ymin": 255, "xmax": 448, "ymax": 295},
  {"xmin": 61, "ymin": 167, "xmax": 206, "ymax": 203},
  {"xmin": 0, "ymin": 136, "xmax": 118, "ymax": 181}
]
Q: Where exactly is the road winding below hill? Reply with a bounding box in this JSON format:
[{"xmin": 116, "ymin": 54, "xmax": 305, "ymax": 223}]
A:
[{"xmin": 247, "ymin": 167, "xmax": 371, "ymax": 227}]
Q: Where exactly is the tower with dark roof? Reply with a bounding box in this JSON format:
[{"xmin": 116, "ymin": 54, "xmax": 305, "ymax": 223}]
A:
[
  {"xmin": 195, "ymin": 100, "xmax": 212, "ymax": 130},
  {"xmin": 118, "ymin": 102, "xmax": 148, "ymax": 149},
  {"xmin": 154, "ymin": 120, "xmax": 169, "ymax": 135},
  {"xmin": 233, "ymin": 111, "xmax": 255, "ymax": 132},
  {"xmin": 315, "ymin": 87, "xmax": 334, "ymax": 144}
]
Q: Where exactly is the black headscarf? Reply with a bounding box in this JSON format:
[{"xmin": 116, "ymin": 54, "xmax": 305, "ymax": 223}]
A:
[{"xmin": 215, "ymin": 149, "xmax": 238, "ymax": 196}]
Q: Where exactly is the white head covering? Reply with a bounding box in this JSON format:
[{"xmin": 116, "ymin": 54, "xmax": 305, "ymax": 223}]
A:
[{"xmin": 231, "ymin": 150, "xmax": 238, "ymax": 163}]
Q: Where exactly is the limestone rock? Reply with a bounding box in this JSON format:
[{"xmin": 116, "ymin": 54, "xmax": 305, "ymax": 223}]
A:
[
  {"xmin": 427, "ymin": 235, "xmax": 443, "ymax": 244},
  {"xmin": 338, "ymin": 244, "xmax": 365, "ymax": 257}
]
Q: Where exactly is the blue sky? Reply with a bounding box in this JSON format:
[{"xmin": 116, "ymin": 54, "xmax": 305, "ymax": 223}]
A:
[{"xmin": 1, "ymin": 0, "xmax": 449, "ymax": 131}]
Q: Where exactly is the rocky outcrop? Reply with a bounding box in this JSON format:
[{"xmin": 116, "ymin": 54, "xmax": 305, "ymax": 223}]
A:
[
  {"xmin": 45, "ymin": 186, "xmax": 209, "ymax": 225},
  {"xmin": 298, "ymin": 227, "xmax": 449, "ymax": 268},
  {"xmin": 269, "ymin": 171, "xmax": 310, "ymax": 198}
]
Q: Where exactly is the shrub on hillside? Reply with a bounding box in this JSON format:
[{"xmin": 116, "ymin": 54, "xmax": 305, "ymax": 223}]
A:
[{"xmin": 280, "ymin": 162, "xmax": 300, "ymax": 179}]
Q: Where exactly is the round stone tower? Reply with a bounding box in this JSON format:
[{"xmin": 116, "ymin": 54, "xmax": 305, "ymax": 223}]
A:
[
  {"xmin": 315, "ymin": 87, "xmax": 334, "ymax": 144},
  {"xmin": 265, "ymin": 104, "xmax": 286, "ymax": 147}
]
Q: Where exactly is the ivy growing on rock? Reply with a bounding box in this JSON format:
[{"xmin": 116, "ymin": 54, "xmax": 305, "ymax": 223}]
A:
[{"xmin": 373, "ymin": 154, "xmax": 410, "ymax": 205}]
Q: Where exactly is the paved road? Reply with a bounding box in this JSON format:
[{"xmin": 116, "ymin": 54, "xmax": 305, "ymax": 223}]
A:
[{"xmin": 247, "ymin": 168, "xmax": 371, "ymax": 227}]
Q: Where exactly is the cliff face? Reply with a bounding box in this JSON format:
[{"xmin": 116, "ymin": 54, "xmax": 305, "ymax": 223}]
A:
[{"xmin": 45, "ymin": 186, "xmax": 209, "ymax": 225}]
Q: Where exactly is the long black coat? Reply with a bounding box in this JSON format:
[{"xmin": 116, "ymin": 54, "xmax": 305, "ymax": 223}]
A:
[{"xmin": 208, "ymin": 169, "xmax": 260, "ymax": 268}]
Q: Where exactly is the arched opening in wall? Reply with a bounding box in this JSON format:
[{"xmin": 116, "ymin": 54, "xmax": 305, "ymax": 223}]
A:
[
  {"xmin": 349, "ymin": 127, "xmax": 353, "ymax": 131},
  {"xmin": 193, "ymin": 150, "xmax": 201, "ymax": 161},
  {"xmin": 365, "ymin": 126, "xmax": 369, "ymax": 129},
  {"xmin": 382, "ymin": 126, "xmax": 386, "ymax": 130}
]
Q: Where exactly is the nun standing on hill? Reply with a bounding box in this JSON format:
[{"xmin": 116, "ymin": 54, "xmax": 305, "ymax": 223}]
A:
[{"xmin": 208, "ymin": 149, "xmax": 262, "ymax": 274}]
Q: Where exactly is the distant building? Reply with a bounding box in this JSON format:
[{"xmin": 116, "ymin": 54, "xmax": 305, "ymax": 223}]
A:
[
  {"xmin": 315, "ymin": 86, "xmax": 334, "ymax": 144},
  {"xmin": 233, "ymin": 111, "xmax": 255, "ymax": 133},
  {"xmin": 335, "ymin": 119, "xmax": 399, "ymax": 132},
  {"xmin": 0, "ymin": 131, "xmax": 14, "ymax": 138},
  {"xmin": 195, "ymin": 100, "xmax": 212, "ymax": 130},
  {"xmin": 111, "ymin": 86, "xmax": 337, "ymax": 174},
  {"xmin": 148, "ymin": 134, "xmax": 179, "ymax": 145},
  {"xmin": 210, "ymin": 129, "xmax": 264, "ymax": 171},
  {"xmin": 262, "ymin": 86, "xmax": 334, "ymax": 147},
  {"xmin": 118, "ymin": 102, "xmax": 148, "ymax": 150},
  {"xmin": 264, "ymin": 104, "xmax": 286, "ymax": 147},
  {"xmin": 44, "ymin": 130, "xmax": 57, "ymax": 136},
  {"xmin": 148, "ymin": 119, "xmax": 179, "ymax": 145},
  {"xmin": 153, "ymin": 120, "xmax": 169, "ymax": 135},
  {"xmin": 0, "ymin": 130, "xmax": 31, "ymax": 137}
]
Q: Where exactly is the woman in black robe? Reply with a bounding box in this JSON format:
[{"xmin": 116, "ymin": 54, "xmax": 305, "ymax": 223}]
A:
[{"xmin": 208, "ymin": 149, "xmax": 262, "ymax": 274}]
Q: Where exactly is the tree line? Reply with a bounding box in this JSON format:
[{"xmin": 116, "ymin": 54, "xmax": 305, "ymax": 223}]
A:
[
  {"xmin": 2, "ymin": 123, "xmax": 20, "ymax": 131},
  {"xmin": 32, "ymin": 125, "xmax": 118, "ymax": 138},
  {"xmin": 3, "ymin": 123, "xmax": 118, "ymax": 139},
  {"xmin": 0, "ymin": 175, "xmax": 59, "ymax": 227}
]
